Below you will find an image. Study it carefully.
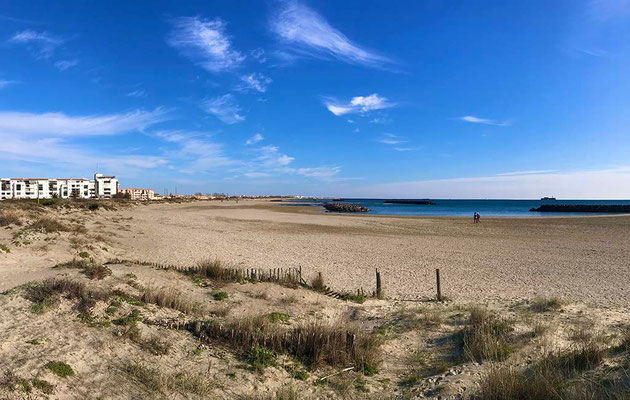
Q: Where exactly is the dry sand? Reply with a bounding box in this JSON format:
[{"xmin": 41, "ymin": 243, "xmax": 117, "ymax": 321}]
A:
[
  {"xmin": 2, "ymin": 199, "xmax": 629, "ymax": 306},
  {"xmin": 110, "ymin": 200, "xmax": 630, "ymax": 307}
]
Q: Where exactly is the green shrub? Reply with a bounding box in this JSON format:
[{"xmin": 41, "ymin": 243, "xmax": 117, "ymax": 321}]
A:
[
  {"xmin": 112, "ymin": 309, "xmax": 142, "ymax": 326},
  {"xmin": 248, "ymin": 346, "xmax": 276, "ymax": 372},
  {"xmin": 212, "ymin": 291, "xmax": 228, "ymax": 301},
  {"xmin": 31, "ymin": 378, "xmax": 54, "ymax": 394},
  {"xmin": 78, "ymin": 251, "xmax": 90, "ymax": 259},
  {"xmin": 45, "ymin": 361, "xmax": 74, "ymax": 378},
  {"xmin": 0, "ymin": 243, "xmax": 10, "ymax": 253},
  {"xmin": 267, "ymin": 312, "xmax": 290, "ymax": 324}
]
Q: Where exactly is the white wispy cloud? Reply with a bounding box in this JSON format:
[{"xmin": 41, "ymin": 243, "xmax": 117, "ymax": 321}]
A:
[
  {"xmin": 201, "ymin": 94, "xmax": 245, "ymax": 124},
  {"xmin": 393, "ymin": 146, "xmax": 422, "ymax": 152},
  {"xmin": 250, "ymin": 48, "xmax": 267, "ymax": 63},
  {"xmin": 246, "ymin": 133, "xmax": 264, "ymax": 145},
  {"xmin": 245, "ymin": 171, "xmax": 271, "ymax": 178},
  {"xmin": 167, "ymin": 16, "xmax": 245, "ymax": 73},
  {"xmin": 270, "ymin": 0, "xmax": 392, "ymax": 68},
  {"xmin": 496, "ymin": 169, "xmax": 557, "ymax": 176},
  {"xmin": 237, "ymin": 73, "xmax": 272, "ymax": 93},
  {"xmin": 257, "ymin": 145, "xmax": 294, "ymax": 167},
  {"xmin": 459, "ymin": 115, "xmax": 511, "ymax": 126},
  {"xmin": 291, "ymin": 166, "xmax": 340, "ymax": 178},
  {"xmin": 0, "ymin": 109, "xmax": 171, "ymax": 173},
  {"xmin": 0, "ymin": 80, "xmax": 18, "ymax": 89},
  {"xmin": 126, "ymin": 89, "xmax": 147, "ymax": 98},
  {"xmin": 377, "ymin": 136, "xmax": 404, "ymax": 145},
  {"xmin": 54, "ymin": 59, "xmax": 79, "ymax": 71},
  {"xmin": 155, "ymin": 130, "xmax": 235, "ymax": 169},
  {"xmin": 325, "ymin": 94, "xmax": 394, "ymax": 116},
  {"xmin": 0, "ymin": 108, "xmax": 169, "ymax": 136},
  {"xmin": 9, "ymin": 30, "xmax": 64, "ymax": 59}
]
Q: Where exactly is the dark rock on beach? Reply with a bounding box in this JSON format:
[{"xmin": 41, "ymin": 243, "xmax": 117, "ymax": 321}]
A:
[
  {"xmin": 384, "ymin": 199, "xmax": 436, "ymax": 205},
  {"xmin": 323, "ymin": 203, "xmax": 370, "ymax": 213},
  {"xmin": 530, "ymin": 204, "xmax": 630, "ymax": 213}
]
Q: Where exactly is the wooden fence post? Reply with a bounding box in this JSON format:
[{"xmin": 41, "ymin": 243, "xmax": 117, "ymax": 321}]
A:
[
  {"xmin": 376, "ymin": 268, "xmax": 383, "ymax": 299},
  {"xmin": 436, "ymin": 268, "xmax": 442, "ymax": 301}
]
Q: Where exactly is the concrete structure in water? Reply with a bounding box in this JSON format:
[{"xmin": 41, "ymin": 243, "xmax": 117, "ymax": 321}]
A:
[
  {"xmin": 119, "ymin": 188, "xmax": 155, "ymax": 201},
  {"xmin": 0, "ymin": 173, "xmax": 119, "ymax": 201}
]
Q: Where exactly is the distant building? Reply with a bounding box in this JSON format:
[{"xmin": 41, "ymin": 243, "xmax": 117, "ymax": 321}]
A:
[
  {"xmin": 0, "ymin": 173, "xmax": 118, "ymax": 201},
  {"xmin": 119, "ymin": 188, "xmax": 155, "ymax": 201}
]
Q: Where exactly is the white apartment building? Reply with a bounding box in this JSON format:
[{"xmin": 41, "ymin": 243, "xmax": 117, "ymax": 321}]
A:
[
  {"xmin": 0, "ymin": 173, "xmax": 118, "ymax": 201},
  {"xmin": 119, "ymin": 188, "xmax": 155, "ymax": 201}
]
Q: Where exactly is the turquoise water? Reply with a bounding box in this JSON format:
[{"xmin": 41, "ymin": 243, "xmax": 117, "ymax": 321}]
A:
[{"xmin": 285, "ymin": 199, "xmax": 630, "ymax": 217}]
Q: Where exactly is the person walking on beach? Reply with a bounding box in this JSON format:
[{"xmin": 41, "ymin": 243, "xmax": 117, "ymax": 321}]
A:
[{"xmin": 473, "ymin": 212, "xmax": 480, "ymax": 223}]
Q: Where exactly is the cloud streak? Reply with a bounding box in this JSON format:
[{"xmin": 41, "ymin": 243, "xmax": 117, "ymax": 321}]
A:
[
  {"xmin": 9, "ymin": 30, "xmax": 65, "ymax": 59},
  {"xmin": 167, "ymin": 16, "xmax": 245, "ymax": 73},
  {"xmin": 459, "ymin": 115, "xmax": 511, "ymax": 126},
  {"xmin": 270, "ymin": 1, "xmax": 392, "ymax": 68},
  {"xmin": 0, "ymin": 108, "xmax": 169, "ymax": 136},
  {"xmin": 201, "ymin": 94, "xmax": 245, "ymax": 124},
  {"xmin": 325, "ymin": 94, "xmax": 394, "ymax": 116},
  {"xmin": 246, "ymin": 133, "xmax": 264, "ymax": 145}
]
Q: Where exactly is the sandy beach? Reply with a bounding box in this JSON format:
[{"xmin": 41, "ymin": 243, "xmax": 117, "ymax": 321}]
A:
[{"xmin": 104, "ymin": 200, "xmax": 629, "ymax": 306}]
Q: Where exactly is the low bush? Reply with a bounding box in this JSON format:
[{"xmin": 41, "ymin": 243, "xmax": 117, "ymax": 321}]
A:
[
  {"xmin": 31, "ymin": 378, "xmax": 54, "ymax": 394},
  {"xmin": 0, "ymin": 209, "xmax": 23, "ymax": 226},
  {"xmin": 248, "ymin": 345, "xmax": 276, "ymax": 372},
  {"xmin": 25, "ymin": 278, "xmax": 108, "ymax": 314},
  {"xmin": 212, "ymin": 291, "xmax": 228, "ymax": 301}
]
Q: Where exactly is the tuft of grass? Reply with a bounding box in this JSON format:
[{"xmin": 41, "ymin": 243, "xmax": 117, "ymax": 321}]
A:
[
  {"xmin": 113, "ymin": 290, "xmax": 145, "ymax": 306},
  {"xmin": 212, "ymin": 291, "xmax": 228, "ymax": 301},
  {"xmin": 83, "ymin": 264, "xmax": 112, "ymax": 280},
  {"xmin": 123, "ymin": 362, "xmax": 213, "ymax": 395},
  {"xmin": 285, "ymin": 362, "xmax": 309, "ymax": 381},
  {"xmin": 311, "ymin": 272, "xmax": 325, "ymax": 291},
  {"xmin": 196, "ymin": 258, "xmax": 242, "ymax": 281},
  {"xmin": 78, "ymin": 251, "xmax": 90, "ymax": 259},
  {"xmin": 45, "ymin": 361, "xmax": 74, "ymax": 378},
  {"xmin": 474, "ymin": 339, "xmax": 611, "ymax": 400},
  {"xmin": 112, "ymin": 309, "xmax": 142, "ymax": 327},
  {"xmin": 459, "ymin": 307, "xmax": 514, "ymax": 362},
  {"xmin": 25, "ymin": 278, "xmax": 108, "ymax": 314},
  {"xmin": 141, "ymin": 336, "xmax": 172, "ymax": 356},
  {"xmin": 341, "ymin": 293, "xmax": 366, "ymax": 304},
  {"xmin": 29, "ymin": 217, "xmax": 70, "ymax": 233},
  {"xmin": 141, "ymin": 287, "xmax": 203, "ymax": 315},
  {"xmin": 248, "ymin": 345, "xmax": 276, "ymax": 372},
  {"xmin": 530, "ymin": 297, "xmax": 566, "ymax": 312},
  {"xmin": 267, "ymin": 312, "xmax": 290, "ymax": 324},
  {"xmin": 125, "ymin": 272, "xmax": 137, "ymax": 280},
  {"xmin": 0, "ymin": 243, "xmax": 10, "ymax": 253}
]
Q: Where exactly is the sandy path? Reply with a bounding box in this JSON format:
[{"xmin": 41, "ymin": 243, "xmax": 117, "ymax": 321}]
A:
[{"xmin": 109, "ymin": 200, "xmax": 630, "ymax": 307}]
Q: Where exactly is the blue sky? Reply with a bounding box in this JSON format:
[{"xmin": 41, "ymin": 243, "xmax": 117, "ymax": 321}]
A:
[{"xmin": 2, "ymin": 0, "xmax": 630, "ymax": 198}]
